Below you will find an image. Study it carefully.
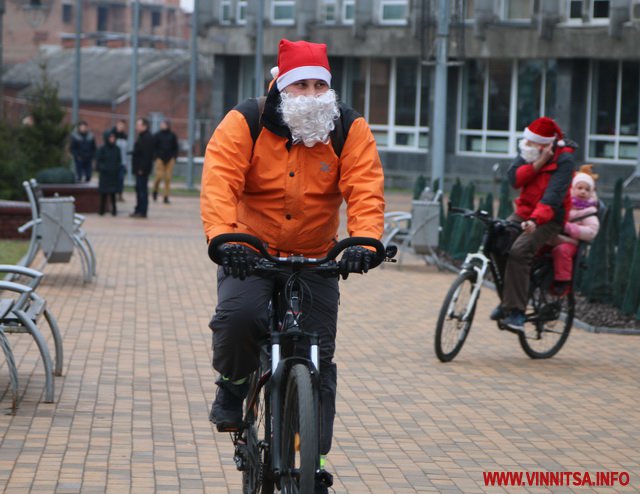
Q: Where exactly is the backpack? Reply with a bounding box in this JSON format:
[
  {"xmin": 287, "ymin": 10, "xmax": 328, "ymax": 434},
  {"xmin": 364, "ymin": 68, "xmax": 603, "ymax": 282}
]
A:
[{"xmin": 236, "ymin": 95, "xmax": 358, "ymax": 158}]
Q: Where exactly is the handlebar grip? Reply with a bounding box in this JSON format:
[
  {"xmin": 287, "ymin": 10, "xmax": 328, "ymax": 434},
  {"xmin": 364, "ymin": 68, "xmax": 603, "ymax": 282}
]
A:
[
  {"xmin": 325, "ymin": 237, "xmax": 386, "ymax": 268},
  {"xmin": 208, "ymin": 233, "xmax": 269, "ymax": 264}
]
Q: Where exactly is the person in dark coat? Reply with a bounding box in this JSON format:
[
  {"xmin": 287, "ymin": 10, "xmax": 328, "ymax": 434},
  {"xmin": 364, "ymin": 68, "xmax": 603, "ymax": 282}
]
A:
[
  {"xmin": 152, "ymin": 120, "xmax": 179, "ymax": 204},
  {"xmin": 111, "ymin": 119, "xmax": 128, "ymax": 202},
  {"xmin": 130, "ymin": 118, "xmax": 155, "ymax": 218},
  {"xmin": 96, "ymin": 130, "xmax": 122, "ymax": 216},
  {"xmin": 70, "ymin": 121, "xmax": 97, "ymax": 182}
]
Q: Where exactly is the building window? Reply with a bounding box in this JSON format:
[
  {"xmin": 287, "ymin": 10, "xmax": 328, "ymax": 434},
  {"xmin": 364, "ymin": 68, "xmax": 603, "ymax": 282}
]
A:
[
  {"xmin": 151, "ymin": 10, "xmax": 162, "ymax": 28},
  {"xmin": 567, "ymin": 0, "xmax": 582, "ymax": 19},
  {"xmin": 465, "ymin": 0, "xmax": 475, "ymax": 19},
  {"xmin": 501, "ymin": 0, "xmax": 531, "ymax": 20},
  {"xmin": 343, "ymin": 0, "xmax": 355, "ymax": 24},
  {"xmin": 62, "ymin": 3, "xmax": 73, "ymax": 23},
  {"xmin": 458, "ymin": 59, "xmax": 557, "ymax": 156},
  {"xmin": 342, "ymin": 58, "xmax": 429, "ymax": 151},
  {"xmin": 220, "ymin": 0, "xmax": 231, "ymax": 24},
  {"xmin": 321, "ymin": 0, "xmax": 337, "ymax": 24},
  {"xmin": 380, "ymin": 0, "xmax": 408, "ymax": 25},
  {"xmin": 588, "ymin": 61, "xmax": 639, "ymax": 162},
  {"xmin": 237, "ymin": 1, "xmax": 247, "ymax": 24},
  {"xmin": 271, "ymin": 0, "xmax": 295, "ymax": 25},
  {"xmin": 97, "ymin": 5, "xmax": 109, "ymax": 32},
  {"xmin": 592, "ymin": 0, "xmax": 610, "ymax": 19},
  {"xmin": 566, "ymin": 0, "xmax": 610, "ymax": 23}
]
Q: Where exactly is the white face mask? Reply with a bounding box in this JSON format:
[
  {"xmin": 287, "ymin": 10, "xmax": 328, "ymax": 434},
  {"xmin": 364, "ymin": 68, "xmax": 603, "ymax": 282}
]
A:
[
  {"xmin": 518, "ymin": 139, "xmax": 541, "ymax": 163},
  {"xmin": 279, "ymin": 89, "xmax": 340, "ymax": 147}
]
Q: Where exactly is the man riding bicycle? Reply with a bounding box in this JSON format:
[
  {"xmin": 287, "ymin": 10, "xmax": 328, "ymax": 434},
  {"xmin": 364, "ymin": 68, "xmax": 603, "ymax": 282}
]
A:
[
  {"xmin": 200, "ymin": 39, "xmax": 385, "ymax": 493},
  {"xmin": 491, "ymin": 117, "xmax": 576, "ymax": 332}
]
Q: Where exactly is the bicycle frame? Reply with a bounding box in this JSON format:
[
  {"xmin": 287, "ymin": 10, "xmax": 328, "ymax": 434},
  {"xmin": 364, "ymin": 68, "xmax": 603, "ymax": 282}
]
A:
[{"xmin": 210, "ymin": 232, "xmax": 392, "ymax": 489}]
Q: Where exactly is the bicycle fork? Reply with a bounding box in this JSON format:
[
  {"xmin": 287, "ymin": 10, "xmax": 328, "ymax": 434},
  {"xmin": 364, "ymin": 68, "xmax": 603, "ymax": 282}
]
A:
[
  {"xmin": 269, "ymin": 292, "xmax": 321, "ymax": 482},
  {"xmin": 457, "ymin": 252, "xmax": 490, "ymax": 320}
]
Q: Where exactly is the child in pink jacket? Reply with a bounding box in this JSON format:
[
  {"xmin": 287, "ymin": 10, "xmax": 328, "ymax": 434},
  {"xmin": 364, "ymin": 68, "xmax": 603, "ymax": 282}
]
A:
[{"xmin": 551, "ymin": 166, "xmax": 600, "ymax": 294}]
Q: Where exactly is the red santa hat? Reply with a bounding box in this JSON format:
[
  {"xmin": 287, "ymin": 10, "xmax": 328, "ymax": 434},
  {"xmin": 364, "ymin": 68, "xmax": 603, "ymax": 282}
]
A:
[
  {"xmin": 270, "ymin": 39, "xmax": 332, "ymax": 92},
  {"xmin": 523, "ymin": 117, "xmax": 565, "ymax": 146}
]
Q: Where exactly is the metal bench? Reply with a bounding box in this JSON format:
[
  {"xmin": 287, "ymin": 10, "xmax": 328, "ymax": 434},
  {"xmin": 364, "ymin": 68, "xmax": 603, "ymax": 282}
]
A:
[
  {"xmin": 0, "ymin": 265, "xmax": 64, "ymax": 406},
  {"xmin": 16, "ymin": 179, "xmax": 96, "ymax": 283},
  {"xmin": 382, "ymin": 189, "xmax": 443, "ymax": 267}
]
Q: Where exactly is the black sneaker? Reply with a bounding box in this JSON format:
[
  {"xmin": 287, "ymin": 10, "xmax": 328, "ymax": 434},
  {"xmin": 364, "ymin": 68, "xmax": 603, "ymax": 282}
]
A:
[
  {"xmin": 152, "ymin": 191, "xmax": 158, "ymax": 202},
  {"xmin": 504, "ymin": 310, "xmax": 526, "ymax": 333},
  {"xmin": 315, "ymin": 470, "xmax": 333, "ymax": 494},
  {"xmin": 163, "ymin": 197, "xmax": 170, "ymax": 204},
  {"xmin": 489, "ymin": 305, "xmax": 505, "ymax": 321},
  {"xmin": 209, "ymin": 379, "xmax": 247, "ymax": 432}
]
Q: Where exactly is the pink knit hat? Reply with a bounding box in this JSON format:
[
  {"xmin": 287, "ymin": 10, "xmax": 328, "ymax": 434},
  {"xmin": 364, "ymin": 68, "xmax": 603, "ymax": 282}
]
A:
[{"xmin": 572, "ymin": 172, "xmax": 595, "ymax": 190}]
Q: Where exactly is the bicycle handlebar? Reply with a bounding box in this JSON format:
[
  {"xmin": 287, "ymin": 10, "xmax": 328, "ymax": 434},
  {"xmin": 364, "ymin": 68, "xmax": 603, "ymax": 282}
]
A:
[
  {"xmin": 448, "ymin": 204, "xmax": 522, "ymax": 232},
  {"xmin": 208, "ymin": 233, "xmax": 389, "ymax": 272}
]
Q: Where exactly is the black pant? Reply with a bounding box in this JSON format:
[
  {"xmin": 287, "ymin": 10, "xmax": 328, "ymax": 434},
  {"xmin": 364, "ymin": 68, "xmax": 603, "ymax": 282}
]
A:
[
  {"xmin": 99, "ymin": 193, "xmax": 117, "ymax": 216},
  {"xmin": 210, "ymin": 267, "xmax": 339, "ymax": 455},
  {"xmin": 134, "ymin": 174, "xmax": 149, "ymax": 216},
  {"xmin": 75, "ymin": 159, "xmax": 93, "ymax": 182}
]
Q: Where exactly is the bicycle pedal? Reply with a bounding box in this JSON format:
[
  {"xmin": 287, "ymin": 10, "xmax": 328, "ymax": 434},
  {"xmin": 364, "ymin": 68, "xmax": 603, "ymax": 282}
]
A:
[{"xmin": 216, "ymin": 422, "xmax": 244, "ymax": 433}]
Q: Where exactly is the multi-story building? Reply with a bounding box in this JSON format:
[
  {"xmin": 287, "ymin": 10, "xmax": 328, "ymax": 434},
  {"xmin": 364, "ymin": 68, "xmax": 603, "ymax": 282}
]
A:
[
  {"xmin": 3, "ymin": 0, "xmax": 189, "ymax": 65},
  {"xmin": 197, "ymin": 0, "xmax": 640, "ymax": 190}
]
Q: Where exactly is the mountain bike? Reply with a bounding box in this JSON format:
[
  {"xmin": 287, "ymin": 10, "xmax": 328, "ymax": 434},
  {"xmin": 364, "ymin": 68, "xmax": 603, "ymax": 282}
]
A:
[
  {"xmin": 434, "ymin": 207, "xmax": 576, "ymax": 362},
  {"xmin": 209, "ymin": 233, "xmax": 395, "ymax": 493}
]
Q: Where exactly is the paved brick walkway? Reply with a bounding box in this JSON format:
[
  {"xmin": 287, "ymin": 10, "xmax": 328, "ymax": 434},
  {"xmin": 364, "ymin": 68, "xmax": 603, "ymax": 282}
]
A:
[{"xmin": 1, "ymin": 191, "xmax": 639, "ymax": 493}]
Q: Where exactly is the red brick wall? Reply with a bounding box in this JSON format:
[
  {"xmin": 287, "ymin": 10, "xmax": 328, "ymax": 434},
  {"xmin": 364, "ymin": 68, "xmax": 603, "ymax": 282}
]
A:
[
  {"xmin": 0, "ymin": 201, "xmax": 32, "ymax": 240},
  {"xmin": 4, "ymin": 0, "xmax": 187, "ymax": 65}
]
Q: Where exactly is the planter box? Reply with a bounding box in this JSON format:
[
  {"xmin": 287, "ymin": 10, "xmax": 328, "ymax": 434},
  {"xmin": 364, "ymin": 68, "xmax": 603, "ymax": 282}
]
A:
[
  {"xmin": 0, "ymin": 200, "xmax": 31, "ymax": 239},
  {"xmin": 40, "ymin": 183, "xmax": 100, "ymax": 213}
]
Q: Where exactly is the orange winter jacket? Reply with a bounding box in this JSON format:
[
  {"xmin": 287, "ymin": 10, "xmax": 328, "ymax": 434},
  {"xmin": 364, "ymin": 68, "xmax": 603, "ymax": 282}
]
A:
[{"xmin": 201, "ymin": 87, "xmax": 385, "ymax": 258}]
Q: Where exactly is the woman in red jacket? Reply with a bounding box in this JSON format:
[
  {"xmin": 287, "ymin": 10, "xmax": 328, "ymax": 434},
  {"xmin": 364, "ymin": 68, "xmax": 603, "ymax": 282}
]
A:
[{"xmin": 491, "ymin": 117, "xmax": 576, "ymax": 332}]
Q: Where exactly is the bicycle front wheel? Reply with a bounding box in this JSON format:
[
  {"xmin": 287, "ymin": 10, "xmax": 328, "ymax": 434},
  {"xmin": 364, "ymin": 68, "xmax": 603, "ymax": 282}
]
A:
[
  {"xmin": 434, "ymin": 271, "xmax": 478, "ymax": 362},
  {"xmin": 519, "ymin": 287, "xmax": 574, "ymax": 359},
  {"xmin": 243, "ymin": 361, "xmax": 274, "ymax": 493},
  {"xmin": 280, "ymin": 364, "xmax": 318, "ymax": 494}
]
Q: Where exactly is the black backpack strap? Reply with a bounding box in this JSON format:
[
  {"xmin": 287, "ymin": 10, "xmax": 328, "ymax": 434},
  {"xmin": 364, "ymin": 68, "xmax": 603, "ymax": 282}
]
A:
[
  {"xmin": 235, "ymin": 96, "xmax": 267, "ymax": 146},
  {"xmin": 331, "ymin": 104, "xmax": 359, "ymax": 158}
]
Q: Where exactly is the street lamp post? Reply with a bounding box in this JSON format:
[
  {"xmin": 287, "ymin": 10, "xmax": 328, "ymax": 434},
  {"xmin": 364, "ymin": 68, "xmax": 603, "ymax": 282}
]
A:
[
  {"xmin": 127, "ymin": 0, "xmax": 140, "ymax": 186},
  {"xmin": 254, "ymin": 0, "xmax": 264, "ymax": 97},
  {"xmin": 71, "ymin": 0, "xmax": 82, "ymax": 126},
  {"xmin": 430, "ymin": 0, "xmax": 450, "ymax": 194},
  {"xmin": 186, "ymin": 0, "xmax": 198, "ymax": 190}
]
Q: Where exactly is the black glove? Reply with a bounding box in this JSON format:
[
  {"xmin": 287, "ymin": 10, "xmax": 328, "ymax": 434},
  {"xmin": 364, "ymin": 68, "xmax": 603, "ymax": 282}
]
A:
[
  {"xmin": 219, "ymin": 244, "xmax": 257, "ymax": 280},
  {"xmin": 339, "ymin": 246, "xmax": 375, "ymax": 280}
]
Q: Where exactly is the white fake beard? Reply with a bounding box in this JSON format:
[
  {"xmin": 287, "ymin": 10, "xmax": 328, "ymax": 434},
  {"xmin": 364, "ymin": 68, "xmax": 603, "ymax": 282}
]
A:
[
  {"xmin": 279, "ymin": 90, "xmax": 340, "ymax": 147},
  {"xmin": 518, "ymin": 139, "xmax": 541, "ymax": 163}
]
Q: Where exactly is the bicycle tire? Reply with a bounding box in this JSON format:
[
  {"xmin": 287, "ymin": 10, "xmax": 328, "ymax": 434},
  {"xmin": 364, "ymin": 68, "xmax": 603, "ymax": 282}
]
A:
[
  {"xmin": 434, "ymin": 270, "xmax": 478, "ymax": 362},
  {"xmin": 519, "ymin": 287, "xmax": 574, "ymax": 359},
  {"xmin": 243, "ymin": 358, "xmax": 275, "ymax": 493},
  {"xmin": 280, "ymin": 364, "xmax": 318, "ymax": 494}
]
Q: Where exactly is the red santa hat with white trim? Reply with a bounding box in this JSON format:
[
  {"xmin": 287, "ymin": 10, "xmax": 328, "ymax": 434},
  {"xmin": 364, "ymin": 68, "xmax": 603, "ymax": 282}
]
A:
[
  {"xmin": 523, "ymin": 117, "xmax": 566, "ymax": 147},
  {"xmin": 270, "ymin": 39, "xmax": 332, "ymax": 92}
]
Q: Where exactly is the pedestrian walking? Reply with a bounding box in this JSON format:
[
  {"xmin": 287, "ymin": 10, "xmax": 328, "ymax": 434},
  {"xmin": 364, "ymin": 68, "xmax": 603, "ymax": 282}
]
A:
[
  {"xmin": 152, "ymin": 120, "xmax": 179, "ymax": 204},
  {"xmin": 70, "ymin": 121, "xmax": 97, "ymax": 182},
  {"xmin": 130, "ymin": 118, "xmax": 154, "ymax": 218},
  {"xmin": 96, "ymin": 130, "xmax": 122, "ymax": 216},
  {"xmin": 111, "ymin": 119, "xmax": 128, "ymax": 202}
]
